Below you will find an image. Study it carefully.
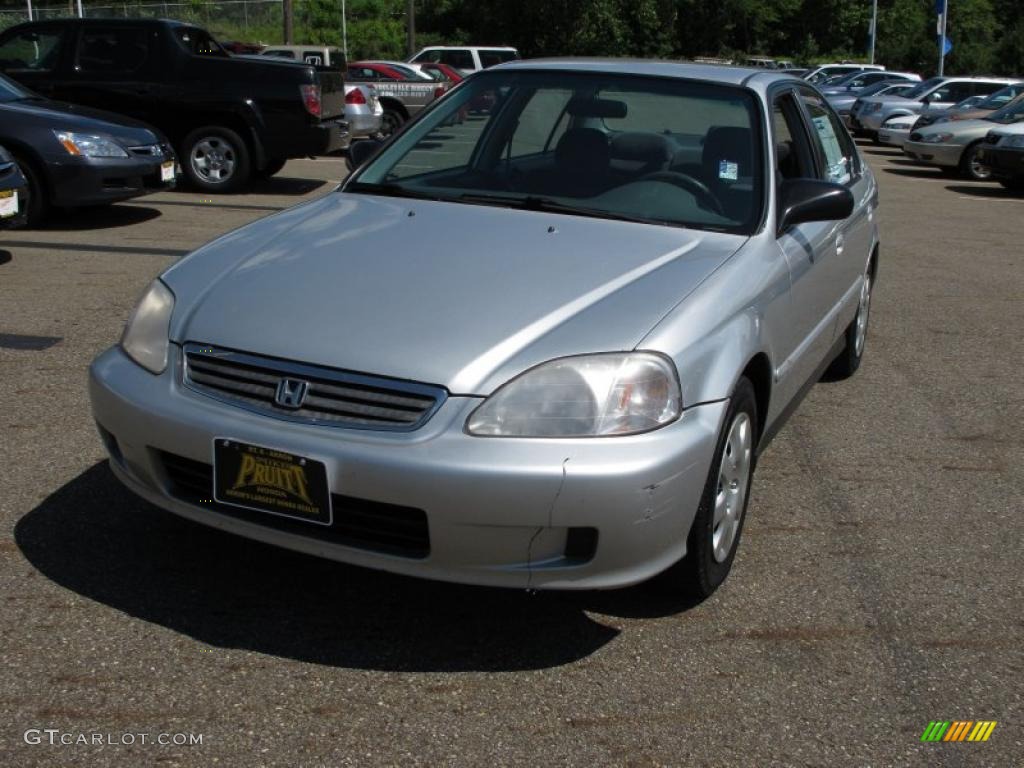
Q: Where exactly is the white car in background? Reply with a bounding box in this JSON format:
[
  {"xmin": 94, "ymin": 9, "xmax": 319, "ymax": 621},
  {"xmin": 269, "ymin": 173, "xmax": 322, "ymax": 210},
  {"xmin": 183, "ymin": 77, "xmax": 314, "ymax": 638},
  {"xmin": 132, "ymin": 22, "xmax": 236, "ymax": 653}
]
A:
[
  {"xmin": 407, "ymin": 46, "xmax": 520, "ymax": 75},
  {"xmin": 877, "ymin": 114, "xmax": 917, "ymax": 148}
]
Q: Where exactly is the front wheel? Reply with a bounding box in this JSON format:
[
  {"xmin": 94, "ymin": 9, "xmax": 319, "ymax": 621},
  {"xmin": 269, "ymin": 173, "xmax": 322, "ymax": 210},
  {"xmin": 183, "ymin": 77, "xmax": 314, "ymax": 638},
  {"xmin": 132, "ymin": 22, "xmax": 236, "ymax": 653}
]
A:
[
  {"xmin": 664, "ymin": 377, "xmax": 758, "ymax": 599},
  {"xmin": 13, "ymin": 155, "xmax": 47, "ymax": 227},
  {"xmin": 180, "ymin": 126, "xmax": 251, "ymax": 193},
  {"xmin": 959, "ymin": 142, "xmax": 991, "ymax": 181}
]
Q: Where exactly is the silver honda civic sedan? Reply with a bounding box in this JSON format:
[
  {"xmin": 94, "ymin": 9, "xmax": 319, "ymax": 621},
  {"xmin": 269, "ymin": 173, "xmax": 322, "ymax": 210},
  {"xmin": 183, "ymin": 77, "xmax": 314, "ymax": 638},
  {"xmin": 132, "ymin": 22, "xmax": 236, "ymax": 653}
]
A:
[{"xmin": 90, "ymin": 60, "xmax": 879, "ymax": 597}]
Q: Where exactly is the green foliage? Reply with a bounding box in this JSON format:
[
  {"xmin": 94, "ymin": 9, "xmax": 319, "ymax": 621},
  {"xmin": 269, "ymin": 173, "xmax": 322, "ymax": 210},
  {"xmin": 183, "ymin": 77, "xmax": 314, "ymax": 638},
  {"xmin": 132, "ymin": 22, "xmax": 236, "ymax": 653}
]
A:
[{"xmin": 17, "ymin": 0, "xmax": 1024, "ymax": 74}]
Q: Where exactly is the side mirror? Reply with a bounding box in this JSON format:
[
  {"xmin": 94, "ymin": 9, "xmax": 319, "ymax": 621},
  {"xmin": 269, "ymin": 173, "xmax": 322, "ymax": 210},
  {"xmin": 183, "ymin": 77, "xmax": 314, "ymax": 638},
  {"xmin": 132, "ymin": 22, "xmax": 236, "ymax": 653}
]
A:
[
  {"xmin": 349, "ymin": 139, "xmax": 383, "ymax": 169},
  {"xmin": 777, "ymin": 179, "xmax": 854, "ymax": 235}
]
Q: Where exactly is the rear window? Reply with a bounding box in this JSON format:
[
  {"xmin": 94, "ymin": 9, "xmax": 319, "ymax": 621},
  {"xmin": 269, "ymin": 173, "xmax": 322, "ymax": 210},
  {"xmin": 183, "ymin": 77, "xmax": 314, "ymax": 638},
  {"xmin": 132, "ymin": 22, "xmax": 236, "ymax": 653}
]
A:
[
  {"xmin": 174, "ymin": 27, "xmax": 226, "ymax": 57},
  {"xmin": 439, "ymin": 49, "xmax": 474, "ymax": 70},
  {"xmin": 479, "ymin": 49, "xmax": 518, "ymax": 68},
  {"xmin": 262, "ymin": 49, "xmax": 297, "ymax": 59}
]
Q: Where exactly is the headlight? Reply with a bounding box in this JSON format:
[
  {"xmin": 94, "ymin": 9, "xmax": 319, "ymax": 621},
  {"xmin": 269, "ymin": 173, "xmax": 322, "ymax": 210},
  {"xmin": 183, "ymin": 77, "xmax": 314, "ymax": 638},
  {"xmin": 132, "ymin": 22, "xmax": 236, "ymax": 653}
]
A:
[
  {"xmin": 121, "ymin": 279, "xmax": 174, "ymax": 374},
  {"xmin": 466, "ymin": 352, "xmax": 681, "ymax": 438},
  {"xmin": 1001, "ymin": 134, "xmax": 1024, "ymax": 148},
  {"xmin": 920, "ymin": 132, "xmax": 954, "ymax": 143},
  {"xmin": 54, "ymin": 130, "xmax": 129, "ymax": 158}
]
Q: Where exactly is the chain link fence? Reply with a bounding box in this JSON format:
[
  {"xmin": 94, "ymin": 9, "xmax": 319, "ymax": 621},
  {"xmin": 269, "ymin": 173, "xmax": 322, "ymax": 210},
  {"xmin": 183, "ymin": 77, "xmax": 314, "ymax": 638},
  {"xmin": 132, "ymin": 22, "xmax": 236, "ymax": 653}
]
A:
[{"xmin": 0, "ymin": 1, "xmax": 286, "ymax": 42}]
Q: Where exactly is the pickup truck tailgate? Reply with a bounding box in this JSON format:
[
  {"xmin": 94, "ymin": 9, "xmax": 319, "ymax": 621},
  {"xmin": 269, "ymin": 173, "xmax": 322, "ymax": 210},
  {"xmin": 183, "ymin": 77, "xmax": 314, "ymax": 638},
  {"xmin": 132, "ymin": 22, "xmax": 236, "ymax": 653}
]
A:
[{"xmin": 317, "ymin": 69, "xmax": 345, "ymax": 119}]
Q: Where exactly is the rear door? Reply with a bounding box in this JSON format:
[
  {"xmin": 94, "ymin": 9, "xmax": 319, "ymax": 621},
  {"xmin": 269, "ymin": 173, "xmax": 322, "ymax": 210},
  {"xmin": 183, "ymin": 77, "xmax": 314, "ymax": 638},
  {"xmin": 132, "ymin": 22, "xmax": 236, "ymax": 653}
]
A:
[{"xmin": 67, "ymin": 22, "xmax": 162, "ymax": 123}]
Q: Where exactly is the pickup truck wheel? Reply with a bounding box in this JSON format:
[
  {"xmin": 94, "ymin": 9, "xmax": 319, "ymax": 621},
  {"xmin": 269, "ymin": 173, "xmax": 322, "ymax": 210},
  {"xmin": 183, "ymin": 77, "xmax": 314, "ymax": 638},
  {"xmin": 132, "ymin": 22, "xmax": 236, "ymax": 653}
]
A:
[
  {"xmin": 181, "ymin": 127, "xmax": 250, "ymax": 192},
  {"xmin": 12, "ymin": 154, "xmax": 47, "ymax": 228},
  {"xmin": 662, "ymin": 377, "xmax": 758, "ymax": 599},
  {"xmin": 378, "ymin": 109, "xmax": 405, "ymax": 139},
  {"xmin": 255, "ymin": 157, "xmax": 287, "ymax": 179}
]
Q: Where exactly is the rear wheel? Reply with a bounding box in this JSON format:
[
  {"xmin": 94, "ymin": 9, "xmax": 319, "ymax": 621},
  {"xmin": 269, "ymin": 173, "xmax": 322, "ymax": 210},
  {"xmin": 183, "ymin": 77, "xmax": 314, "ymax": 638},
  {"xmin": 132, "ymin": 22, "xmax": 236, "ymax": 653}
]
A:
[
  {"xmin": 826, "ymin": 263, "xmax": 873, "ymax": 379},
  {"xmin": 12, "ymin": 154, "xmax": 47, "ymax": 227},
  {"xmin": 378, "ymin": 109, "xmax": 405, "ymax": 139},
  {"xmin": 180, "ymin": 126, "xmax": 251, "ymax": 193},
  {"xmin": 664, "ymin": 377, "xmax": 758, "ymax": 599},
  {"xmin": 959, "ymin": 142, "xmax": 990, "ymax": 181}
]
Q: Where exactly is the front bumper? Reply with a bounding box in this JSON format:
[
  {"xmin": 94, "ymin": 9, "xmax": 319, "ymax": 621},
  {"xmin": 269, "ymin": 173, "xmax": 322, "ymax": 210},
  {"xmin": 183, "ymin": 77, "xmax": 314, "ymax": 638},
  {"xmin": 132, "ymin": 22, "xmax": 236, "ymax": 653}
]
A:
[
  {"xmin": 980, "ymin": 145, "xmax": 1024, "ymax": 179},
  {"xmin": 48, "ymin": 152, "xmax": 176, "ymax": 208},
  {"xmin": 903, "ymin": 141, "xmax": 963, "ymax": 167},
  {"xmin": 876, "ymin": 126, "xmax": 911, "ymax": 148},
  {"xmin": 89, "ymin": 345, "xmax": 726, "ymax": 590}
]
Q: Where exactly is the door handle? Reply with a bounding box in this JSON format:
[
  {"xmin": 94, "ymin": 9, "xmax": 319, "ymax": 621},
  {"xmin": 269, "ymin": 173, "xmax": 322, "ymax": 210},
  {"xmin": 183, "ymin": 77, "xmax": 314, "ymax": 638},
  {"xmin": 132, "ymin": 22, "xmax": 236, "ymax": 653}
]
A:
[{"xmin": 836, "ymin": 232, "xmax": 845, "ymax": 255}]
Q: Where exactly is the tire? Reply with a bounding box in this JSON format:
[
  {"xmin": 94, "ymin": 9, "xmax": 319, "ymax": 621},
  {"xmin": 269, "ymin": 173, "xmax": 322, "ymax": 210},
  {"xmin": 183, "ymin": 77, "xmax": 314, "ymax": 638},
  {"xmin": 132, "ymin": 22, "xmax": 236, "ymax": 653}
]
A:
[
  {"xmin": 12, "ymin": 154, "xmax": 47, "ymax": 227},
  {"xmin": 179, "ymin": 126, "xmax": 251, "ymax": 193},
  {"xmin": 377, "ymin": 109, "xmax": 405, "ymax": 139},
  {"xmin": 959, "ymin": 142, "xmax": 991, "ymax": 181},
  {"xmin": 826, "ymin": 263, "xmax": 873, "ymax": 380},
  {"xmin": 665, "ymin": 377, "xmax": 758, "ymax": 599},
  {"xmin": 255, "ymin": 156, "xmax": 287, "ymax": 179}
]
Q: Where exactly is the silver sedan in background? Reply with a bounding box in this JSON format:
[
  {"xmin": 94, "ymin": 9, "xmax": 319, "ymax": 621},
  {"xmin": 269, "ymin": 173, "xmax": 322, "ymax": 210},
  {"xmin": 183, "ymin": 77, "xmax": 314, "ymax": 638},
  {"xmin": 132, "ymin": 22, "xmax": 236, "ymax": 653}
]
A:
[{"xmin": 90, "ymin": 61, "xmax": 879, "ymax": 598}]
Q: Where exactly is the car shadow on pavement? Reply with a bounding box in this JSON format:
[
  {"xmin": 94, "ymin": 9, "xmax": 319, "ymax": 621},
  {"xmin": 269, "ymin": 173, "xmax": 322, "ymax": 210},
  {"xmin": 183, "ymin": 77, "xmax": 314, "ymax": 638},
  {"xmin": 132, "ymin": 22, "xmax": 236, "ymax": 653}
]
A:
[
  {"xmin": 882, "ymin": 167, "xmax": 946, "ymax": 179},
  {"xmin": 42, "ymin": 204, "xmax": 162, "ymax": 231},
  {"xmin": 15, "ymin": 462, "xmax": 698, "ymax": 671},
  {"xmin": 0, "ymin": 249, "xmax": 11, "ymax": 265},
  {"xmin": 945, "ymin": 184, "xmax": 1022, "ymax": 198}
]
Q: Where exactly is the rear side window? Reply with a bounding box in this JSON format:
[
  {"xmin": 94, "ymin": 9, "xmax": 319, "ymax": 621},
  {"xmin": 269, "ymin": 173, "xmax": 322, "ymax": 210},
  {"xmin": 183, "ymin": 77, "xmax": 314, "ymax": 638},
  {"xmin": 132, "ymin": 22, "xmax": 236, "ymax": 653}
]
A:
[
  {"xmin": 0, "ymin": 28, "xmax": 64, "ymax": 72},
  {"xmin": 973, "ymin": 81, "xmax": 1008, "ymax": 97},
  {"xmin": 479, "ymin": 50, "xmax": 517, "ymax": 68},
  {"xmin": 78, "ymin": 27, "xmax": 153, "ymax": 73},
  {"xmin": 440, "ymin": 49, "xmax": 474, "ymax": 70},
  {"xmin": 799, "ymin": 90, "xmax": 857, "ymax": 185},
  {"xmin": 174, "ymin": 27, "xmax": 226, "ymax": 57},
  {"xmin": 302, "ymin": 51, "xmax": 324, "ymax": 65},
  {"xmin": 263, "ymin": 49, "xmax": 296, "ymax": 59}
]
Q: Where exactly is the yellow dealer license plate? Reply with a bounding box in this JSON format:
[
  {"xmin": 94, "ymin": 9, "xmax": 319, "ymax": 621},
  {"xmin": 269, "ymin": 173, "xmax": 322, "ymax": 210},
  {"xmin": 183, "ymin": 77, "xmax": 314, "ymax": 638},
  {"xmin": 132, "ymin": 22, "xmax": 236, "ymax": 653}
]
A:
[
  {"xmin": 213, "ymin": 439, "xmax": 332, "ymax": 525},
  {"xmin": 0, "ymin": 189, "xmax": 17, "ymax": 218}
]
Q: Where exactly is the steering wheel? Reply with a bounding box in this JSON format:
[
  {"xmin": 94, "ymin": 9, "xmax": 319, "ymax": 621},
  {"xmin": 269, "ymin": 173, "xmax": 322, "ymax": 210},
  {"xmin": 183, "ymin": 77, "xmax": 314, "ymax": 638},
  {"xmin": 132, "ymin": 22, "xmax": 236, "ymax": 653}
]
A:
[{"xmin": 637, "ymin": 171, "xmax": 724, "ymax": 216}]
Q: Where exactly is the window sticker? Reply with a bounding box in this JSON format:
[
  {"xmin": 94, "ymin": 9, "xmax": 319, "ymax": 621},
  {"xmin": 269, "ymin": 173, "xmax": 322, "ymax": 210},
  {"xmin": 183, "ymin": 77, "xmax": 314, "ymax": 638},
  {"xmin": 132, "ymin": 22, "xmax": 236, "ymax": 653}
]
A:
[{"xmin": 718, "ymin": 160, "xmax": 739, "ymax": 181}]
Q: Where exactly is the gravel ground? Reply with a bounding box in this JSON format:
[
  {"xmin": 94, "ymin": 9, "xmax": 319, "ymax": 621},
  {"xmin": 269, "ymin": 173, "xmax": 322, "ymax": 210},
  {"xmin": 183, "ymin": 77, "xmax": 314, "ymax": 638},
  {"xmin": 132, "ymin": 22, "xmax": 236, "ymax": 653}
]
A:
[{"xmin": 0, "ymin": 149, "xmax": 1021, "ymax": 767}]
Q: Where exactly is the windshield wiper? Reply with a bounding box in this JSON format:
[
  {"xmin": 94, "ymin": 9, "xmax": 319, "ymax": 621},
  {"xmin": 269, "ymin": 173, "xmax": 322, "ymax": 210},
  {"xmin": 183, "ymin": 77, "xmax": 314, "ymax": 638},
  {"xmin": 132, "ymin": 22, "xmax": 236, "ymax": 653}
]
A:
[
  {"xmin": 346, "ymin": 181, "xmax": 443, "ymax": 201},
  {"xmin": 458, "ymin": 192, "xmax": 653, "ymax": 224}
]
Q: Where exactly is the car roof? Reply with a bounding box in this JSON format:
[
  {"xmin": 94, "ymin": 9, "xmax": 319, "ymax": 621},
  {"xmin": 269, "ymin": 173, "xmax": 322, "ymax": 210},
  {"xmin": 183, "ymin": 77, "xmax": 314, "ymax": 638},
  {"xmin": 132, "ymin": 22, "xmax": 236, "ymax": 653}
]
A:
[{"xmin": 497, "ymin": 57, "xmax": 801, "ymax": 87}]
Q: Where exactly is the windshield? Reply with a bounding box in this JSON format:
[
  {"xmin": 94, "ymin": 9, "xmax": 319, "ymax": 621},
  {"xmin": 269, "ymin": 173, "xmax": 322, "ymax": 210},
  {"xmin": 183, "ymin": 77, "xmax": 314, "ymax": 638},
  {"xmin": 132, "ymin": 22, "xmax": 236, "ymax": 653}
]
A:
[
  {"xmin": 975, "ymin": 83, "xmax": 1024, "ymax": 110},
  {"xmin": 859, "ymin": 81, "xmax": 903, "ymax": 98},
  {"xmin": 348, "ymin": 70, "xmax": 764, "ymax": 234},
  {"xmin": 0, "ymin": 72, "xmax": 32, "ymax": 101},
  {"xmin": 988, "ymin": 94, "xmax": 1024, "ymax": 124},
  {"xmin": 904, "ymin": 77, "xmax": 945, "ymax": 99}
]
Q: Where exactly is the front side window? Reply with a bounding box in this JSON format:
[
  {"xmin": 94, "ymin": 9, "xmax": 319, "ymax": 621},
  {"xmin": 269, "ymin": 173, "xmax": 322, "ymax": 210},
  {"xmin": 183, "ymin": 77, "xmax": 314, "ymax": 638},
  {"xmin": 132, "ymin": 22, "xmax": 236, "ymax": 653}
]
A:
[
  {"xmin": 0, "ymin": 28, "xmax": 64, "ymax": 72},
  {"xmin": 78, "ymin": 27, "xmax": 153, "ymax": 73},
  {"xmin": 799, "ymin": 91, "xmax": 856, "ymax": 185},
  {"xmin": 349, "ymin": 71, "xmax": 764, "ymax": 234}
]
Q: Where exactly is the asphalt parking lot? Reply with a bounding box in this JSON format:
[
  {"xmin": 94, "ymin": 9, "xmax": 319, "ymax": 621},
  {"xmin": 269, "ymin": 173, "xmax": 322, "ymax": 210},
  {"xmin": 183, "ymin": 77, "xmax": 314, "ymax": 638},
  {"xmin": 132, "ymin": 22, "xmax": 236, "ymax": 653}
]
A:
[{"xmin": 1, "ymin": 147, "xmax": 1022, "ymax": 767}]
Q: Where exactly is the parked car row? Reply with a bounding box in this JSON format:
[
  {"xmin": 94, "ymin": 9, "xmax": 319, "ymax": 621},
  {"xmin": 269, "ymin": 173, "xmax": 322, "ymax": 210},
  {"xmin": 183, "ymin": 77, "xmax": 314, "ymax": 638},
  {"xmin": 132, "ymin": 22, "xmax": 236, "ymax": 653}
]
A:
[{"xmin": 0, "ymin": 17, "xmax": 351, "ymax": 224}]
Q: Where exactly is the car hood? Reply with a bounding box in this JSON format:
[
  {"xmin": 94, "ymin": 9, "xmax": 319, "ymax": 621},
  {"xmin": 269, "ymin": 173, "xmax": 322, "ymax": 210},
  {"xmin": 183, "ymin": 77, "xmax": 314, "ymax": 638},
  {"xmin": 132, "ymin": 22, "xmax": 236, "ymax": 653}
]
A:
[
  {"xmin": 165, "ymin": 193, "xmax": 746, "ymax": 395},
  {"xmin": 0, "ymin": 97, "xmax": 159, "ymax": 145},
  {"xmin": 918, "ymin": 118, "xmax": 998, "ymax": 140}
]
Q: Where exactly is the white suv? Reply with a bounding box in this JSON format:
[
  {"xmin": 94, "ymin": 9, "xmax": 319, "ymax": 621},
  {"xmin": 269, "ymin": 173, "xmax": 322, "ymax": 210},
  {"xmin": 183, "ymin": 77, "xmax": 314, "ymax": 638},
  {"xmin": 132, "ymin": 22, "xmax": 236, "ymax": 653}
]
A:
[{"xmin": 407, "ymin": 46, "xmax": 519, "ymax": 75}]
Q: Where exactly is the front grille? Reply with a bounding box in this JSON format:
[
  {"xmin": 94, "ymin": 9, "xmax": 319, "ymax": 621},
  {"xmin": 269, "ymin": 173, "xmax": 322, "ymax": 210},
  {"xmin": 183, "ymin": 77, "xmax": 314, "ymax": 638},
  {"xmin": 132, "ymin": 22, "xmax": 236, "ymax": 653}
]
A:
[
  {"xmin": 127, "ymin": 144, "xmax": 164, "ymax": 158},
  {"xmin": 183, "ymin": 343, "xmax": 446, "ymax": 431},
  {"xmin": 159, "ymin": 451, "xmax": 430, "ymax": 558}
]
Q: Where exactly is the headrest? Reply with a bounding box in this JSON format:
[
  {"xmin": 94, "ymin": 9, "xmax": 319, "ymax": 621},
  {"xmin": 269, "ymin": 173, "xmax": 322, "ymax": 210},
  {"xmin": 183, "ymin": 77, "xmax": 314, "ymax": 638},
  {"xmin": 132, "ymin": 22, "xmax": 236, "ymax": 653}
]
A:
[
  {"xmin": 566, "ymin": 97, "xmax": 627, "ymax": 119},
  {"xmin": 555, "ymin": 128, "xmax": 610, "ymax": 171},
  {"xmin": 610, "ymin": 132, "xmax": 672, "ymax": 164}
]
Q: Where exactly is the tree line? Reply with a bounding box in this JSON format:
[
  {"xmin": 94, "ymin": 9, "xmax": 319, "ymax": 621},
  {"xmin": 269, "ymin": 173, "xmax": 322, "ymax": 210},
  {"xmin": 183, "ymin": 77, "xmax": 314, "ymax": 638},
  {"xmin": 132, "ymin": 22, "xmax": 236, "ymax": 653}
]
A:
[{"xmin": 28, "ymin": 0, "xmax": 1024, "ymax": 75}]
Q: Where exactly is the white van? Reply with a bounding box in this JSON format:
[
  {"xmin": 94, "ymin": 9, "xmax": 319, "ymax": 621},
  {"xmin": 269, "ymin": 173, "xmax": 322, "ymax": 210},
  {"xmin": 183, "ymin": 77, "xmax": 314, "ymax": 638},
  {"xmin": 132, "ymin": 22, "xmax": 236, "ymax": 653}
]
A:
[
  {"xmin": 407, "ymin": 46, "xmax": 519, "ymax": 75},
  {"xmin": 260, "ymin": 45, "xmax": 346, "ymax": 69}
]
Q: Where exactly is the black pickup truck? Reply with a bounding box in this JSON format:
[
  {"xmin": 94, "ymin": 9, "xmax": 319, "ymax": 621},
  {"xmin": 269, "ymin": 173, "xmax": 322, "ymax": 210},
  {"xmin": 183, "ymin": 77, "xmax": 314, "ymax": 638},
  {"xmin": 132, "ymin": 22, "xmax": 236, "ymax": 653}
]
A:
[{"xmin": 0, "ymin": 19, "xmax": 348, "ymax": 192}]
